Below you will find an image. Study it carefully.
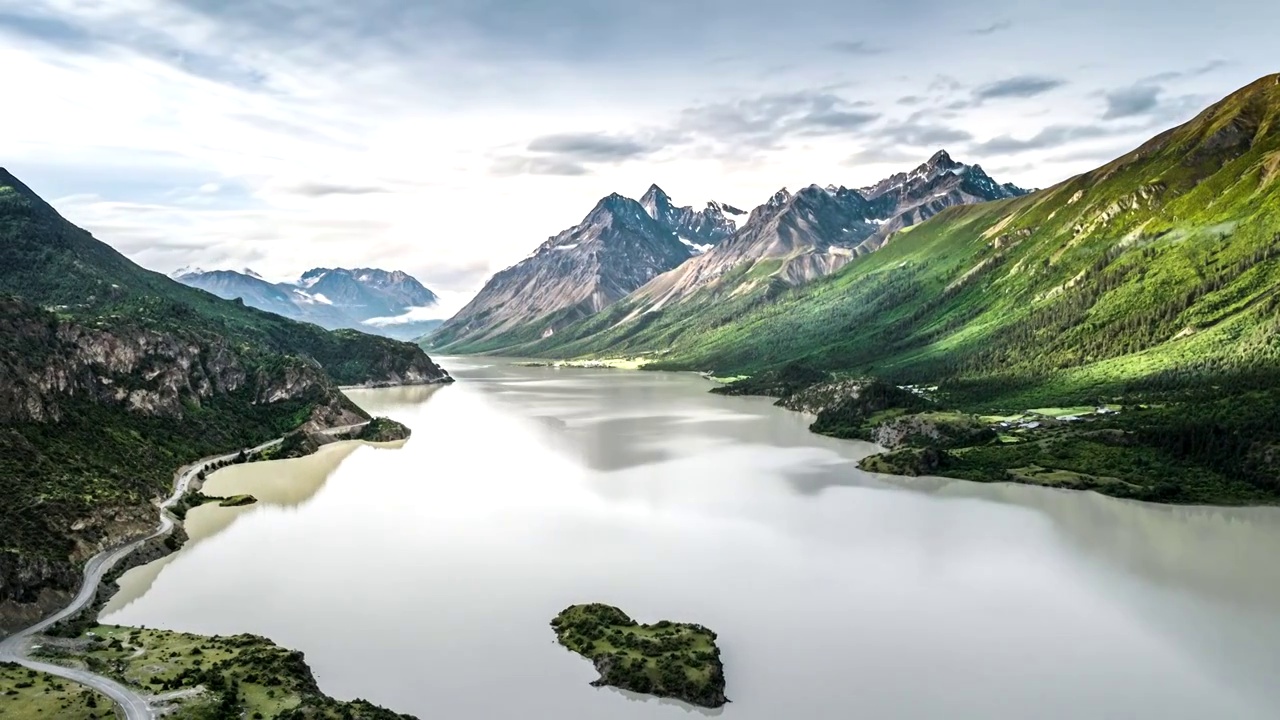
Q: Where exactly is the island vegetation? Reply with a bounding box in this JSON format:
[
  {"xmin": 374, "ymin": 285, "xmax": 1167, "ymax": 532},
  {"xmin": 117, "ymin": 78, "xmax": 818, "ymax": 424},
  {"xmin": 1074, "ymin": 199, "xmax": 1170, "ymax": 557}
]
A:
[{"xmin": 550, "ymin": 603, "xmax": 727, "ymax": 708}]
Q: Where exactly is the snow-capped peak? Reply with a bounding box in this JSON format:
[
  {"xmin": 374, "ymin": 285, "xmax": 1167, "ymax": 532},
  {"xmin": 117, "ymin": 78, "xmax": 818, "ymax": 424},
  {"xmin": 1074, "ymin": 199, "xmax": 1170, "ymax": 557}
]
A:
[{"xmin": 170, "ymin": 265, "xmax": 207, "ymax": 279}]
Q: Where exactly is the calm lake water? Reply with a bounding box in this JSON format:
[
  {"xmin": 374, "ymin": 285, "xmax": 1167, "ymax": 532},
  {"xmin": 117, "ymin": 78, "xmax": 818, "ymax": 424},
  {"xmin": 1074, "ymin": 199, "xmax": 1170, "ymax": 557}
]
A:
[{"xmin": 102, "ymin": 357, "xmax": 1280, "ymax": 719}]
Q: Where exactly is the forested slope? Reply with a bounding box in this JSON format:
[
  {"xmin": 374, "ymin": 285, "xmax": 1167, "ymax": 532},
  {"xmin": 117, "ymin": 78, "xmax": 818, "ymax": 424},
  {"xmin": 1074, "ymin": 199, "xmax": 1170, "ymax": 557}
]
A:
[{"xmin": 522, "ymin": 74, "xmax": 1280, "ymax": 503}]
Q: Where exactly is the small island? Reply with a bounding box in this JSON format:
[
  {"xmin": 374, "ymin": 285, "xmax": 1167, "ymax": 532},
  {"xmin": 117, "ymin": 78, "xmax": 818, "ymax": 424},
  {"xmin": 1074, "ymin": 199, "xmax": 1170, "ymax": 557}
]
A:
[{"xmin": 550, "ymin": 604, "xmax": 727, "ymax": 708}]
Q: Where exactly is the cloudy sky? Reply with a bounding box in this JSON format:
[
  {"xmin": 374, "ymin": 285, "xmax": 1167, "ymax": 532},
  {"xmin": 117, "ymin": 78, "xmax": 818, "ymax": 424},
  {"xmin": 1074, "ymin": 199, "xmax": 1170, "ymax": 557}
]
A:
[{"xmin": 2, "ymin": 0, "xmax": 1276, "ymax": 314}]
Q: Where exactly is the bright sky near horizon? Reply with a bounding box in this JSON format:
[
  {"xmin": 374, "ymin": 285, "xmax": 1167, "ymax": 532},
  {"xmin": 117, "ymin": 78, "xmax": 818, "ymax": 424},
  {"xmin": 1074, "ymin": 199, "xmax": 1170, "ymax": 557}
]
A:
[{"xmin": 1, "ymin": 0, "xmax": 1276, "ymax": 312}]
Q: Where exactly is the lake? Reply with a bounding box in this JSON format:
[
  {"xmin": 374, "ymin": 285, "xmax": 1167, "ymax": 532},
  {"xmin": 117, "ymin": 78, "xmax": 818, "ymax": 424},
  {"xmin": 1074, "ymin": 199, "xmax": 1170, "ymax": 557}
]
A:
[{"xmin": 102, "ymin": 357, "xmax": 1280, "ymax": 719}]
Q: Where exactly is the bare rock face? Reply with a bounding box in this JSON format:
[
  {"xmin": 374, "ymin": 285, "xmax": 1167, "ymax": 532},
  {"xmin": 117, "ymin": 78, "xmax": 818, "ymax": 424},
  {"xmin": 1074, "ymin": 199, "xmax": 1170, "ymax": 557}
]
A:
[
  {"xmin": 615, "ymin": 152, "xmax": 1029, "ymax": 316},
  {"xmin": 432, "ymin": 194, "xmax": 693, "ymax": 349},
  {"xmin": 0, "ymin": 297, "xmax": 365, "ymax": 424}
]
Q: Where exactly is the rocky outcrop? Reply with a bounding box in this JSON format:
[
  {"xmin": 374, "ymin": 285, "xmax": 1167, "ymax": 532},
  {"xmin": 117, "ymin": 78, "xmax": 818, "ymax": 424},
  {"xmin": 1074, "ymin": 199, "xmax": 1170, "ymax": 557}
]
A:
[
  {"xmin": 0, "ymin": 297, "xmax": 379, "ymax": 425},
  {"xmin": 357, "ymin": 417, "xmax": 412, "ymax": 443},
  {"xmin": 776, "ymin": 379, "xmax": 866, "ymax": 415},
  {"xmin": 869, "ymin": 412, "xmax": 996, "ymax": 450}
]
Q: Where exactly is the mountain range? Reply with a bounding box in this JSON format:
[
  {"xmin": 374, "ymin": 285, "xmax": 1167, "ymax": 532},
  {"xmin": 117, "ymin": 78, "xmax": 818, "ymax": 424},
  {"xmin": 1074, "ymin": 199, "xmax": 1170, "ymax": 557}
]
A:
[
  {"xmin": 430, "ymin": 74, "xmax": 1280, "ymax": 506},
  {"xmin": 430, "ymin": 152, "xmax": 1026, "ymax": 352},
  {"xmin": 174, "ymin": 266, "xmax": 443, "ymax": 341}
]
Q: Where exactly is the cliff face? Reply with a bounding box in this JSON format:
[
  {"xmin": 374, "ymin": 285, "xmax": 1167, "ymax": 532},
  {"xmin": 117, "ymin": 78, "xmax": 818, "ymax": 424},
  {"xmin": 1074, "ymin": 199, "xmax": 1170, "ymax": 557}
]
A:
[
  {"xmin": 0, "ymin": 297, "xmax": 367, "ymax": 424},
  {"xmin": 0, "ymin": 298, "xmax": 368, "ymax": 627}
]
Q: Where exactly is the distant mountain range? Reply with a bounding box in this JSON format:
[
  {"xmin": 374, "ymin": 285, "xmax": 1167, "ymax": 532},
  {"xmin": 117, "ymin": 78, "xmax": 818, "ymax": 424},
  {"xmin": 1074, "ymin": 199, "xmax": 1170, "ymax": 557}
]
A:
[
  {"xmin": 430, "ymin": 151, "xmax": 1026, "ymax": 352},
  {"xmin": 173, "ymin": 266, "xmax": 443, "ymax": 341}
]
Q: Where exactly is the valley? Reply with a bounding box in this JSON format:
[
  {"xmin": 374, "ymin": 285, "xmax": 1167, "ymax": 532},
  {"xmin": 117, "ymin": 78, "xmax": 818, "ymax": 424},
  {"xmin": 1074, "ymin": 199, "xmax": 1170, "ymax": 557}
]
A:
[
  {"xmin": 425, "ymin": 74, "xmax": 1280, "ymax": 506},
  {"xmin": 1, "ymin": 11, "xmax": 1277, "ymax": 715}
]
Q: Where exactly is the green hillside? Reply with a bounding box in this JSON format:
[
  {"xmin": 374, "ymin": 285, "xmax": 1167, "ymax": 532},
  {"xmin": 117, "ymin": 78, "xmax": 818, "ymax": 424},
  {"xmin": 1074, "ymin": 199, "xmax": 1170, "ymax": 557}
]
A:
[
  {"xmin": 0, "ymin": 169, "xmax": 438, "ymax": 387},
  {"xmin": 0, "ymin": 171, "xmax": 448, "ymax": 618},
  {"xmin": 512, "ymin": 74, "xmax": 1280, "ymax": 503}
]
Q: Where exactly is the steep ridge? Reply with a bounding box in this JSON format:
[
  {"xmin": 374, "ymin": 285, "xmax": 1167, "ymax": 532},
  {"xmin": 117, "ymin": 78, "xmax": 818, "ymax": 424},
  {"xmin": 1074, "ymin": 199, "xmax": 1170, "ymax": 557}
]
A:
[
  {"xmin": 0, "ymin": 170, "xmax": 451, "ymax": 625},
  {"xmin": 856, "ymin": 149, "xmax": 1028, "ymax": 250},
  {"xmin": 639, "ymin": 184, "xmax": 744, "ymax": 252},
  {"xmin": 626, "ymin": 151, "xmax": 1027, "ymax": 315},
  {"xmin": 619, "ymin": 185, "xmax": 879, "ymax": 316},
  {"xmin": 429, "ymin": 193, "xmax": 692, "ymax": 352},
  {"xmin": 523, "ymin": 75, "xmax": 1280, "ymax": 503},
  {"xmin": 435, "ymin": 153, "xmax": 1023, "ymax": 355}
]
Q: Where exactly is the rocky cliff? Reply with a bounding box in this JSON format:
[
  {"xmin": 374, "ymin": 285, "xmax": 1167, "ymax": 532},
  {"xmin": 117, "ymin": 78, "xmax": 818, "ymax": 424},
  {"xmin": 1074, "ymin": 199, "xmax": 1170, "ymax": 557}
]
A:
[{"xmin": 0, "ymin": 298, "xmax": 364, "ymax": 629}]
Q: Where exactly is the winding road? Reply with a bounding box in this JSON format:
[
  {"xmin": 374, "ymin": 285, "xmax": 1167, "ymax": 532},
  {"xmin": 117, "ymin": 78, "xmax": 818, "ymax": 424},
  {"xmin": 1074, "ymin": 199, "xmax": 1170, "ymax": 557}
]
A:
[{"xmin": 0, "ymin": 422, "xmax": 369, "ymax": 719}]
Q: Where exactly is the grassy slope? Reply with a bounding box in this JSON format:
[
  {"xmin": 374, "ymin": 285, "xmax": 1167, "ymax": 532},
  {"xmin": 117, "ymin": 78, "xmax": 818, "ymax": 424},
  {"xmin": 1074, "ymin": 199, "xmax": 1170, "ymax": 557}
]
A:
[
  {"xmin": 0, "ymin": 661, "xmax": 111, "ymax": 718},
  {"xmin": 33, "ymin": 625, "xmax": 413, "ymax": 719},
  {"xmin": 514, "ymin": 75, "xmax": 1280, "ymax": 503}
]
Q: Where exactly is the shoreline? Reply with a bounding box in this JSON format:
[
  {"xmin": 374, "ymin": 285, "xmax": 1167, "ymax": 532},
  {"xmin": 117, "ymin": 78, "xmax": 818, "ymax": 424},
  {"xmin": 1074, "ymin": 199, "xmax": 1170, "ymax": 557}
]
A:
[
  {"xmin": 0, "ymin": 417, "xmax": 424, "ymax": 719},
  {"xmin": 466, "ymin": 355, "xmax": 1277, "ymax": 508}
]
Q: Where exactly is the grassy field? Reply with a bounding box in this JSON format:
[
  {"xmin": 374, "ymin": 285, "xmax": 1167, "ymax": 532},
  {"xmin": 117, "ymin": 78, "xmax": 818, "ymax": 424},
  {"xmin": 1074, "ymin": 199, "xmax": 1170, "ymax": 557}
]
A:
[
  {"xmin": 0, "ymin": 661, "xmax": 112, "ymax": 719},
  {"xmin": 32, "ymin": 625, "xmax": 414, "ymax": 719}
]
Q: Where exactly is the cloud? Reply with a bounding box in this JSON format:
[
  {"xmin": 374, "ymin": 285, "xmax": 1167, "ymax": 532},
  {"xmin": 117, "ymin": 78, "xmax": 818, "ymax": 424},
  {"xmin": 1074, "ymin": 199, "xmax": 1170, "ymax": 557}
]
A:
[
  {"xmin": 286, "ymin": 182, "xmax": 390, "ymax": 197},
  {"xmin": 492, "ymin": 131, "xmax": 663, "ymax": 176},
  {"xmin": 526, "ymin": 133, "xmax": 658, "ymax": 162},
  {"xmin": 876, "ymin": 123, "xmax": 974, "ymax": 147},
  {"xmin": 828, "ymin": 40, "xmax": 885, "ymax": 56},
  {"xmin": 494, "ymin": 89, "xmax": 881, "ymax": 175},
  {"xmin": 363, "ymin": 305, "xmax": 444, "ymax": 327},
  {"xmin": 1102, "ymin": 85, "xmax": 1162, "ymax": 119},
  {"xmin": 972, "ymin": 124, "xmax": 1114, "ymax": 154},
  {"xmin": 1141, "ymin": 59, "xmax": 1230, "ymax": 84},
  {"xmin": 491, "ymin": 156, "xmax": 590, "ymax": 177},
  {"xmin": 0, "ymin": 9, "xmax": 95, "ymax": 48},
  {"xmin": 974, "ymin": 75, "xmax": 1067, "ymax": 100},
  {"xmin": 678, "ymin": 91, "xmax": 880, "ymax": 147},
  {"xmin": 845, "ymin": 146, "xmax": 930, "ymax": 166},
  {"xmin": 968, "ymin": 20, "xmax": 1013, "ymax": 35}
]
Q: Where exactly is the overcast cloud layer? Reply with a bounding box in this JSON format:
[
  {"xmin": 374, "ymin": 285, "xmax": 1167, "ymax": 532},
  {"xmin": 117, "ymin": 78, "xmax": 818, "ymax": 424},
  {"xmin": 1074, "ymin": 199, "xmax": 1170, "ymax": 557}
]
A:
[{"xmin": 1, "ymin": 0, "xmax": 1275, "ymax": 305}]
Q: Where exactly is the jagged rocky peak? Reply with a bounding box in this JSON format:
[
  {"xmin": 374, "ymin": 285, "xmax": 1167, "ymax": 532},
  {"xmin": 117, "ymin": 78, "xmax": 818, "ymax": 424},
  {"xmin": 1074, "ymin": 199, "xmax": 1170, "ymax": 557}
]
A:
[
  {"xmin": 708, "ymin": 200, "xmax": 745, "ymax": 216},
  {"xmin": 637, "ymin": 184, "xmax": 741, "ymax": 252},
  {"xmin": 640, "ymin": 184, "xmax": 674, "ymax": 219},
  {"xmin": 926, "ymin": 148, "xmax": 962, "ymax": 171}
]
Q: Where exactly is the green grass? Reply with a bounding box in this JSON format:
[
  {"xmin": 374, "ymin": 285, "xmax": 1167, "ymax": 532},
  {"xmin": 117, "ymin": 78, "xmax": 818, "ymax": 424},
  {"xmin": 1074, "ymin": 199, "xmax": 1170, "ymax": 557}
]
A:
[
  {"xmin": 0, "ymin": 661, "xmax": 110, "ymax": 719},
  {"xmin": 32, "ymin": 625, "xmax": 414, "ymax": 719},
  {"xmin": 217, "ymin": 494, "xmax": 258, "ymax": 508},
  {"xmin": 1026, "ymin": 407, "xmax": 1097, "ymax": 418},
  {"xmin": 550, "ymin": 604, "xmax": 727, "ymax": 708}
]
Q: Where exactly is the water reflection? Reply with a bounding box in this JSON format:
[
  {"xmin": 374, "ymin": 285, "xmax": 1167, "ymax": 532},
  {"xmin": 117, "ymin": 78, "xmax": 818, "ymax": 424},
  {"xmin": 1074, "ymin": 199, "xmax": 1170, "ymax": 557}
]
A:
[
  {"xmin": 100, "ymin": 357, "xmax": 1280, "ymax": 720},
  {"xmin": 104, "ymin": 442, "xmax": 366, "ymax": 615},
  {"xmin": 605, "ymin": 686, "xmax": 725, "ymax": 716}
]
